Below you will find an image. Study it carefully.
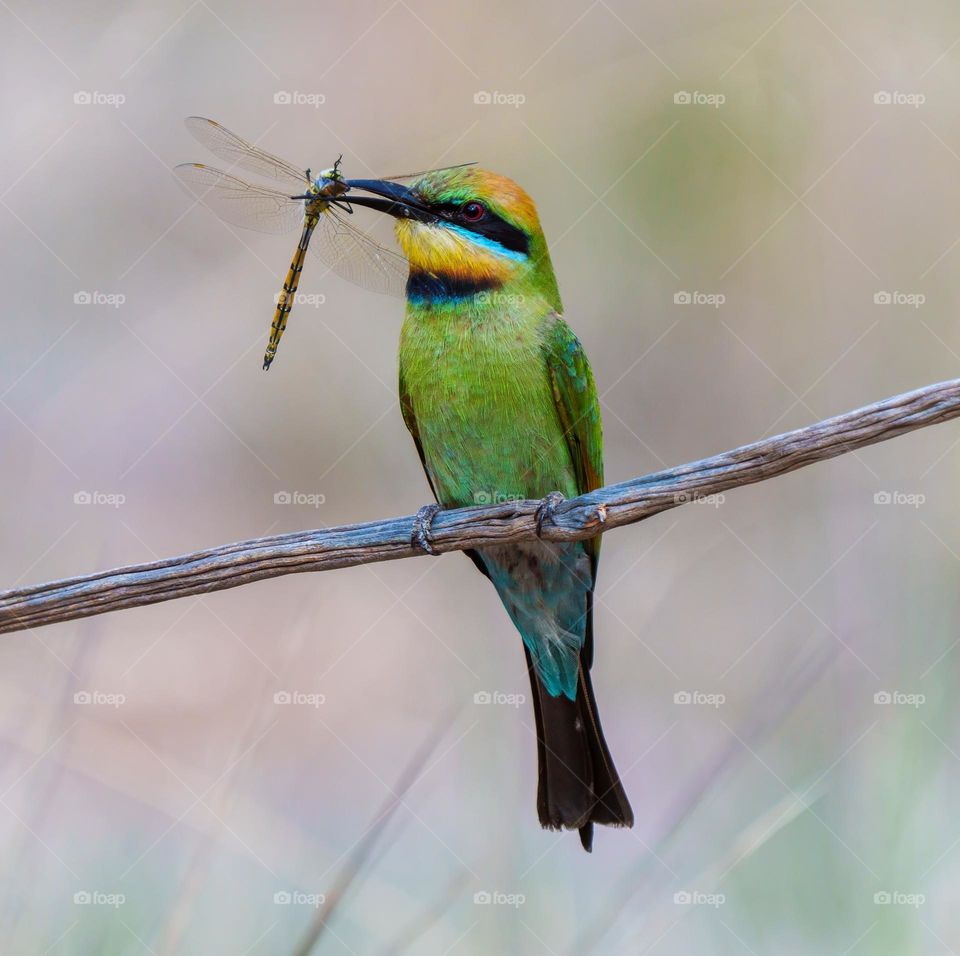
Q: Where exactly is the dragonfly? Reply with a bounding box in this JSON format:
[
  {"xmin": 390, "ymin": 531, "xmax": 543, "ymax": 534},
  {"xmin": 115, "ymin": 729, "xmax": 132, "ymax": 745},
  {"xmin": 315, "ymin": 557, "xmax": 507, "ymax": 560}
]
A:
[{"xmin": 175, "ymin": 117, "xmax": 471, "ymax": 369}]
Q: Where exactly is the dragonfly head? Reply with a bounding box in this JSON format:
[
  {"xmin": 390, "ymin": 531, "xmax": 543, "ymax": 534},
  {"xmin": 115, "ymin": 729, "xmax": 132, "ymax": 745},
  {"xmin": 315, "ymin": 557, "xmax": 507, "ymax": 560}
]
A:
[
  {"xmin": 316, "ymin": 154, "xmax": 344, "ymax": 186},
  {"xmin": 308, "ymin": 157, "xmax": 349, "ymax": 203},
  {"xmin": 343, "ymin": 168, "xmax": 559, "ymax": 306}
]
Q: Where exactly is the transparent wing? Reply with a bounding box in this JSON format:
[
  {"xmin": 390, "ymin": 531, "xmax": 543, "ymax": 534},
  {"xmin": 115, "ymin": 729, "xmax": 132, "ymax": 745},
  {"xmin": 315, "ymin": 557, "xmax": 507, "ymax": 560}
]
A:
[
  {"xmin": 174, "ymin": 163, "xmax": 305, "ymax": 236},
  {"xmin": 380, "ymin": 161, "xmax": 476, "ymax": 182},
  {"xmin": 309, "ymin": 206, "xmax": 409, "ymax": 297},
  {"xmin": 185, "ymin": 116, "xmax": 308, "ymax": 188}
]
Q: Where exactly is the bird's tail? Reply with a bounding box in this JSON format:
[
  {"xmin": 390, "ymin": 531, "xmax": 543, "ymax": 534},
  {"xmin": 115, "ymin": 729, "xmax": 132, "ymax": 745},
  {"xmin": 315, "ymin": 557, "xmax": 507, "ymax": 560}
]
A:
[{"xmin": 524, "ymin": 635, "xmax": 634, "ymax": 852}]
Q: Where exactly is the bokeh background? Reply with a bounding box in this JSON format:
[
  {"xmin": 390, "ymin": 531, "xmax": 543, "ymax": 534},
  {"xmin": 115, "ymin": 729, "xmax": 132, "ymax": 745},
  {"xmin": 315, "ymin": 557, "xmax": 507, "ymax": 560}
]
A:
[{"xmin": 2, "ymin": 0, "xmax": 960, "ymax": 952}]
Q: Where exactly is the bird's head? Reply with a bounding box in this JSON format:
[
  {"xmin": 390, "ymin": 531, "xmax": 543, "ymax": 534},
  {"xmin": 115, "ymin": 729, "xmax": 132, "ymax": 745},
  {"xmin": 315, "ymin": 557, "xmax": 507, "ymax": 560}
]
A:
[{"xmin": 344, "ymin": 167, "xmax": 561, "ymax": 309}]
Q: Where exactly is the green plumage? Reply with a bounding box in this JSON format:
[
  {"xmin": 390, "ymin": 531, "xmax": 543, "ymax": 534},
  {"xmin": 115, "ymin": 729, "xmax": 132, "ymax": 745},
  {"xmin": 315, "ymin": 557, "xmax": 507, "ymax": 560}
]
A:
[
  {"xmin": 400, "ymin": 304, "xmax": 597, "ymax": 510},
  {"xmin": 400, "ymin": 300, "xmax": 601, "ymax": 698},
  {"xmin": 391, "ymin": 165, "xmax": 633, "ymax": 846}
]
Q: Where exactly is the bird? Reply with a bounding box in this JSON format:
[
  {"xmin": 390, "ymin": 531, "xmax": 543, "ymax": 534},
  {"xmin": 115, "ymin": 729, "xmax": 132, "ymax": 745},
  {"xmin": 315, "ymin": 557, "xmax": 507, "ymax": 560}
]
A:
[{"xmin": 343, "ymin": 167, "xmax": 634, "ymax": 850}]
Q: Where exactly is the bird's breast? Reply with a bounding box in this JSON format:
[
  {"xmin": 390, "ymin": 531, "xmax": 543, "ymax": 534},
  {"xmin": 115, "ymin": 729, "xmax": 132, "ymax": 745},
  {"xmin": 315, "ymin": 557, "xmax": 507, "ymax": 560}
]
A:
[{"xmin": 399, "ymin": 309, "xmax": 576, "ymax": 508}]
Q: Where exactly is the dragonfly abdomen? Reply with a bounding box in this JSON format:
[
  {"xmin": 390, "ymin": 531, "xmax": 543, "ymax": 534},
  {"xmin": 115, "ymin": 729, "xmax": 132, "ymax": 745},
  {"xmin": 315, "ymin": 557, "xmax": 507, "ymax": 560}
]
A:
[{"xmin": 263, "ymin": 215, "xmax": 319, "ymax": 370}]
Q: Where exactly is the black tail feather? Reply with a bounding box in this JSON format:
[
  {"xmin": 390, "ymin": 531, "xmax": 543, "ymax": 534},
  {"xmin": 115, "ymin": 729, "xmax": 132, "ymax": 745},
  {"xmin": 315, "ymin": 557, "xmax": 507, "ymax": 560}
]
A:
[{"xmin": 524, "ymin": 646, "xmax": 634, "ymax": 852}]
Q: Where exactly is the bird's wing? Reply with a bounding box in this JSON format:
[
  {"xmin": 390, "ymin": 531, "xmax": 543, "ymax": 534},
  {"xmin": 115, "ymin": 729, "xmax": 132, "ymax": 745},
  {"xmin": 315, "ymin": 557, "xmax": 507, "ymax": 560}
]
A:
[
  {"xmin": 541, "ymin": 315, "xmax": 604, "ymax": 572},
  {"xmin": 398, "ymin": 364, "xmax": 437, "ymax": 500},
  {"xmin": 399, "ymin": 364, "xmax": 490, "ymax": 578}
]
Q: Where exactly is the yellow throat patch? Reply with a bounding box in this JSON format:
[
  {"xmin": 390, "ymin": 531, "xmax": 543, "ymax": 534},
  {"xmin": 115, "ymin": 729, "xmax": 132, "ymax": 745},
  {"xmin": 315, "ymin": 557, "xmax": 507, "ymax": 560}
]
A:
[{"xmin": 395, "ymin": 219, "xmax": 518, "ymax": 285}]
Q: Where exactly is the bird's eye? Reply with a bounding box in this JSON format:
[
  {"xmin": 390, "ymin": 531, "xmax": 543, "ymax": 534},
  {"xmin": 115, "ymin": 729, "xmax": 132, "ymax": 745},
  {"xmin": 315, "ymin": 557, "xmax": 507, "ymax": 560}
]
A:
[{"xmin": 460, "ymin": 201, "xmax": 486, "ymax": 222}]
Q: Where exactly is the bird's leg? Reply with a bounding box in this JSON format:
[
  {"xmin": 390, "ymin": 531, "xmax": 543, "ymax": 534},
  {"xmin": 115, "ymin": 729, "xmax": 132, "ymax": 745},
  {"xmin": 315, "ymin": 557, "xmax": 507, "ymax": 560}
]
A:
[
  {"xmin": 535, "ymin": 491, "xmax": 566, "ymax": 537},
  {"xmin": 411, "ymin": 503, "xmax": 443, "ymax": 555}
]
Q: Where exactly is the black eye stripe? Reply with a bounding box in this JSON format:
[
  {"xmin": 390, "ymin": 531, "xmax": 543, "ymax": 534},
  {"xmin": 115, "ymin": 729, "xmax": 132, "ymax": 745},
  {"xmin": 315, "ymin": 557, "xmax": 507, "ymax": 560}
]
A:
[
  {"xmin": 469, "ymin": 215, "xmax": 530, "ymax": 255},
  {"xmin": 429, "ymin": 202, "xmax": 530, "ymax": 256}
]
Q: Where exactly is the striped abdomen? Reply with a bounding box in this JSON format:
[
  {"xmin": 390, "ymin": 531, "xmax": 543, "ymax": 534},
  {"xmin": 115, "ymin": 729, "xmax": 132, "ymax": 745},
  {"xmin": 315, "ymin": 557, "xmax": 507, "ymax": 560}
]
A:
[{"xmin": 263, "ymin": 214, "xmax": 318, "ymax": 370}]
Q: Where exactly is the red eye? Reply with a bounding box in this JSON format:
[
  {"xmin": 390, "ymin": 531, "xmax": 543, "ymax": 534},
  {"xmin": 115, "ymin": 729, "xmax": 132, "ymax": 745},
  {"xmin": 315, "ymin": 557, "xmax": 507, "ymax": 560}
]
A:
[{"xmin": 461, "ymin": 201, "xmax": 486, "ymax": 222}]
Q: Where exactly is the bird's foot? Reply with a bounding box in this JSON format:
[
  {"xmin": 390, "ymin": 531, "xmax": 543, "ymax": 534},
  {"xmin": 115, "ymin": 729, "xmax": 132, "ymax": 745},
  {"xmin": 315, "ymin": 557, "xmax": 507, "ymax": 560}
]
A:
[
  {"xmin": 411, "ymin": 503, "xmax": 442, "ymax": 555},
  {"xmin": 535, "ymin": 492, "xmax": 566, "ymax": 537}
]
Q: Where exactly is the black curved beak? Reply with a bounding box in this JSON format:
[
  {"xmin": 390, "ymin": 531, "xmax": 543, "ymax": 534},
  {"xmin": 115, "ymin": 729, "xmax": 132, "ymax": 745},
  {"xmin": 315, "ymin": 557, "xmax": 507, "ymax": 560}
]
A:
[{"xmin": 341, "ymin": 179, "xmax": 436, "ymax": 223}]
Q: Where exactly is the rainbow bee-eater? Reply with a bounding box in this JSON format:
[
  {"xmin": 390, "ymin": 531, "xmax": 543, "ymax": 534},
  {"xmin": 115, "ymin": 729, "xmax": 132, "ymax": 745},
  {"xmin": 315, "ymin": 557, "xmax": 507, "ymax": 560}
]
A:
[{"xmin": 344, "ymin": 168, "xmax": 634, "ymax": 850}]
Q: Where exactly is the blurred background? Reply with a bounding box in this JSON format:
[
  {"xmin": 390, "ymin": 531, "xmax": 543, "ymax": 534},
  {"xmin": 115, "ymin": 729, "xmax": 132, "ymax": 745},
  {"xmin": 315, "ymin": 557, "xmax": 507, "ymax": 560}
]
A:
[{"xmin": 2, "ymin": 0, "xmax": 960, "ymax": 951}]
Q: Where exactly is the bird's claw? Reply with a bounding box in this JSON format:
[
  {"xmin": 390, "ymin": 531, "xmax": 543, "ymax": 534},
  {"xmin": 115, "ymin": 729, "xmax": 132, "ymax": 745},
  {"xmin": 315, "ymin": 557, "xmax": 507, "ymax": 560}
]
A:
[
  {"xmin": 535, "ymin": 492, "xmax": 566, "ymax": 537},
  {"xmin": 411, "ymin": 503, "xmax": 442, "ymax": 555}
]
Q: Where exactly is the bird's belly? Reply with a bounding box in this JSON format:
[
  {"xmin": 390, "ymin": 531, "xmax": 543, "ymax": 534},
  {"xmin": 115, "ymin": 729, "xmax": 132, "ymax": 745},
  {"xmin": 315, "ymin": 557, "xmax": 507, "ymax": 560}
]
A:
[
  {"xmin": 400, "ymin": 316, "xmax": 576, "ymax": 508},
  {"xmin": 426, "ymin": 412, "xmax": 575, "ymax": 507}
]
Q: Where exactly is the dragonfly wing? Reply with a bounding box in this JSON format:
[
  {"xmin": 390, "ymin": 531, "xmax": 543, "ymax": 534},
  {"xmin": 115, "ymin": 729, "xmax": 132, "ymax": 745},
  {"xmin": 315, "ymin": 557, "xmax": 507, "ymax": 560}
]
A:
[
  {"xmin": 308, "ymin": 206, "xmax": 409, "ymax": 297},
  {"xmin": 379, "ymin": 162, "xmax": 477, "ymax": 182},
  {"xmin": 174, "ymin": 163, "xmax": 304, "ymax": 236},
  {"xmin": 185, "ymin": 116, "xmax": 308, "ymax": 188}
]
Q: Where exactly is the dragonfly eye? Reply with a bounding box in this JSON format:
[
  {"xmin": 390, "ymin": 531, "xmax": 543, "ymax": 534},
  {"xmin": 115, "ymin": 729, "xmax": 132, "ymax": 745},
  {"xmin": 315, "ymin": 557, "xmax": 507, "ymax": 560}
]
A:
[{"xmin": 460, "ymin": 201, "xmax": 486, "ymax": 223}]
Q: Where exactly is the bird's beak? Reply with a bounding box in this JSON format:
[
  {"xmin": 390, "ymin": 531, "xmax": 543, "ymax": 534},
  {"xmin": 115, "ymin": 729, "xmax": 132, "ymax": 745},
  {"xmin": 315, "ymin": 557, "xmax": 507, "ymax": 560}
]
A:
[{"xmin": 341, "ymin": 179, "xmax": 436, "ymax": 223}]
